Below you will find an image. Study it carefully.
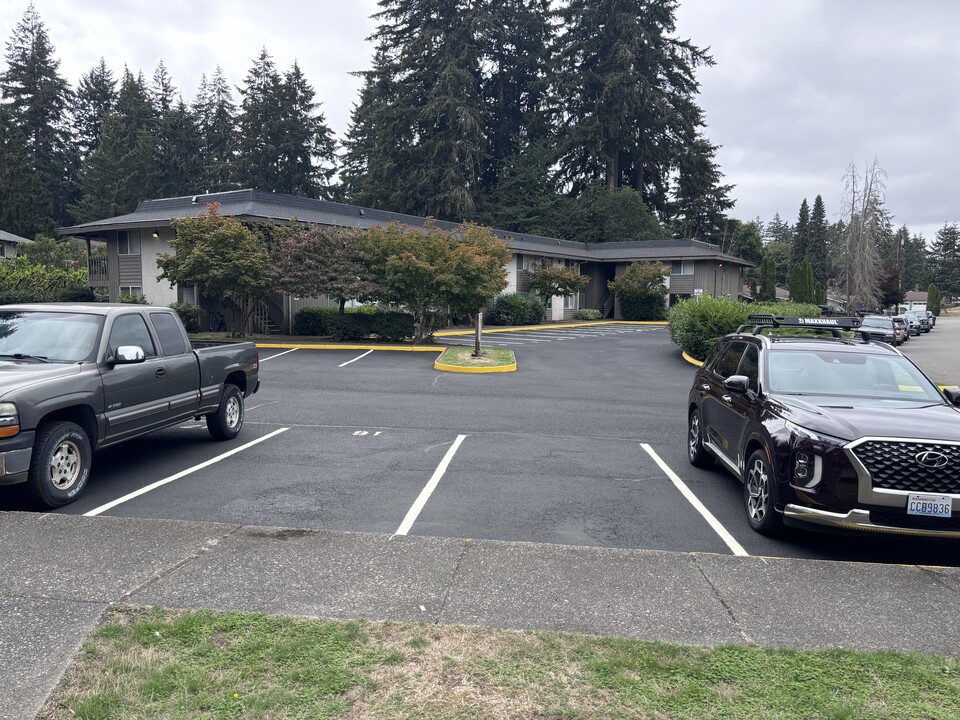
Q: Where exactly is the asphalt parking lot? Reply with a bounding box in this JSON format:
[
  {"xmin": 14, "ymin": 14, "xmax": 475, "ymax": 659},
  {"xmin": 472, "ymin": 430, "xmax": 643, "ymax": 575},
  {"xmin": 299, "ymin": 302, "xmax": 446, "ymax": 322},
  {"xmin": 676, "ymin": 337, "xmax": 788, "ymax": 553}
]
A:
[{"xmin": 4, "ymin": 320, "xmax": 957, "ymax": 567}]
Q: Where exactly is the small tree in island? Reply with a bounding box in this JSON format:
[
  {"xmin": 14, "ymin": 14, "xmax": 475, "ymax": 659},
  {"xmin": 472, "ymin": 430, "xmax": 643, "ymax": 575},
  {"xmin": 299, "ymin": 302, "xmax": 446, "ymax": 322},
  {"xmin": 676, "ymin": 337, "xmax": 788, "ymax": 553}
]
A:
[{"xmin": 527, "ymin": 262, "xmax": 590, "ymax": 312}]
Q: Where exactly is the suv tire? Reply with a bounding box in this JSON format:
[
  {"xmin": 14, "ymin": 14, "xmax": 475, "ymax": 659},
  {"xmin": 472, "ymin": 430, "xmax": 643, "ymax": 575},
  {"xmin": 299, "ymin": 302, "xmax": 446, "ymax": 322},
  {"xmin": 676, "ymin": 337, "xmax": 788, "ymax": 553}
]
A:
[
  {"xmin": 744, "ymin": 448, "xmax": 782, "ymax": 536},
  {"xmin": 687, "ymin": 409, "xmax": 714, "ymax": 468}
]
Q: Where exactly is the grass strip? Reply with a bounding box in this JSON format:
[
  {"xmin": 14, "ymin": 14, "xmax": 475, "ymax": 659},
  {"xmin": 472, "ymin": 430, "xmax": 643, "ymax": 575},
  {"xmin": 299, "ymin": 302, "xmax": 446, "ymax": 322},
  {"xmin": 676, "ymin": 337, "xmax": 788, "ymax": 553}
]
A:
[
  {"xmin": 39, "ymin": 606, "xmax": 960, "ymax": 720},
  {"xmin": 436, "ymin": 346, "xmax": 515, "ymax": 368}
]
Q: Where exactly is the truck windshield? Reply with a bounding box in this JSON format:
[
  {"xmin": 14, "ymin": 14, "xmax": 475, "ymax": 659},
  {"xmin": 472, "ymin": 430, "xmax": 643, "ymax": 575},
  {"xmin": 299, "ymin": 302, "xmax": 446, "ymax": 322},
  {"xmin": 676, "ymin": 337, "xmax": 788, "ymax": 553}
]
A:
[{"xmin": 0, "ymin": 311, "xmax": 103, "ymax": 362}]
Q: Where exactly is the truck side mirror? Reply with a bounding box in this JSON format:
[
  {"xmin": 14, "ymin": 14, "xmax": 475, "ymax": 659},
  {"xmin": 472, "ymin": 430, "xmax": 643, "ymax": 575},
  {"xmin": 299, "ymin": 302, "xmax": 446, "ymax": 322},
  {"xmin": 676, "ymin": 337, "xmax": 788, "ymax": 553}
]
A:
[{"xmin": 110, "ymin": 346, "xmax": 146, "ymax": 365}]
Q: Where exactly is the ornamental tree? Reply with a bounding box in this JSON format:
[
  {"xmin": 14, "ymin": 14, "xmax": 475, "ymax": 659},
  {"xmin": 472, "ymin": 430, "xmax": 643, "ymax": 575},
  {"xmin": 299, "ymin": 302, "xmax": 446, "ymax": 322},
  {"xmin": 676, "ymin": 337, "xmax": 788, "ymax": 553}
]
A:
[
  {"xmin": 157, "ymin": 203, "xmax": 273, "ymax": 336},
  {"xmin": 527, "ymin": 263, "xmax": 590, "ymax": 308},
  {"xmin": 273, "ymin": 226, "xmax": 377, "ymax": 314},
  {"xmin": 607, "ymin": 261, "xmax": 669, "ymax": 320}
]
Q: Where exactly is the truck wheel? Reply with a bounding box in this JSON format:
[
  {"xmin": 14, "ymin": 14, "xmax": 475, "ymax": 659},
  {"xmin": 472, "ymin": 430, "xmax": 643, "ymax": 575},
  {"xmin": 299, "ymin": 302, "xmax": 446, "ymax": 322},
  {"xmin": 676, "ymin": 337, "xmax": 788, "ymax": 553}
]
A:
[
  {"xmin": 26, "ymin": 421, "xmax": 92, "ymax": 508},
  {"xmin": 207, "ymin": 385, "xmax": 244, "ymax": 440}
]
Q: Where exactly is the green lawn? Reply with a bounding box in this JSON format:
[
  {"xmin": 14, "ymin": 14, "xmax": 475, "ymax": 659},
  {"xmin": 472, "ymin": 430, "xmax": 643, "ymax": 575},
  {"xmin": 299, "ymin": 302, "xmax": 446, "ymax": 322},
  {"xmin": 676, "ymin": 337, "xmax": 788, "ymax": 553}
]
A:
[{"xmin": 39, "ymin": 607, "xmax": 960, "ymax": 720}]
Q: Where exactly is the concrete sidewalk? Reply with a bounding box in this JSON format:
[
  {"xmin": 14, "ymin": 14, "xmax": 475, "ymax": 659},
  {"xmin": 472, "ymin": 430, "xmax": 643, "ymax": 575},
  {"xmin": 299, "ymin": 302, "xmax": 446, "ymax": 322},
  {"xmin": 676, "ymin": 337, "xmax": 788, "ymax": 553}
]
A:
[{"xmin": 3, "ymin": 512, "xmax": 960, "ymax": 720}]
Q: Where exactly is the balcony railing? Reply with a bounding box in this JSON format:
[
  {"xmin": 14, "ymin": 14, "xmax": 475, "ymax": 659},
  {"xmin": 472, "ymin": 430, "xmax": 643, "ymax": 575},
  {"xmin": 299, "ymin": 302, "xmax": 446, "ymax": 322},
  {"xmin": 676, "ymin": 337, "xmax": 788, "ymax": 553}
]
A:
[{"xmin": 88, "ymin": 255, "xmax": 108, "ymax": 286}]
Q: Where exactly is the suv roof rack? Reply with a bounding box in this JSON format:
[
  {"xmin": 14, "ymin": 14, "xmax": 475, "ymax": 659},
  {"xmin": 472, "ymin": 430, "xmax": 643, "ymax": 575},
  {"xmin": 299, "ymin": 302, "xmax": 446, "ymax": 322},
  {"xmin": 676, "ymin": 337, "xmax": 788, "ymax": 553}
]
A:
[{"xmin": 737, "ymin": 315, "xmax": 863, "ymax": 338}]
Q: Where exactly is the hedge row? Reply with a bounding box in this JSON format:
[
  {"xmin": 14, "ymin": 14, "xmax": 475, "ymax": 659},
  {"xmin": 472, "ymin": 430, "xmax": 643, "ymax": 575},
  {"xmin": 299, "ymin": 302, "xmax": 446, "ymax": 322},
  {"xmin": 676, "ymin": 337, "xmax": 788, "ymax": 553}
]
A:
[
  {"xmin": 294, "ymin": 306, "xmax": 415, "ymax": 342},
  {"xmin": 487, "ymin": 293, "xmax": 544, "ymax": 326},
  {"xmin": 668, "ymin": 297, "xmax": 822, "ymax": 360}
]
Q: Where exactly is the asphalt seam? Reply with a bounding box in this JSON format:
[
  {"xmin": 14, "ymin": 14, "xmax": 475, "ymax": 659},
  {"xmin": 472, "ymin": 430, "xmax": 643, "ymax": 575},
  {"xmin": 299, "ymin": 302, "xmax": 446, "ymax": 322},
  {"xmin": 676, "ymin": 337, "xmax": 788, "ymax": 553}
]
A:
[
  {"xmin": 433, "ymin": 538, "xmax": 473, "ymax": 624},
  {"xmin": 692, "ymin": 554, "xmax": 755, "ymax": 645},
  {"xmin": 117, "ymin": 524, "xmax": 245, "ymax": 605},
  {"xmin": 917, "ymin": 566, "xmax": 960, "ymax": 595}
]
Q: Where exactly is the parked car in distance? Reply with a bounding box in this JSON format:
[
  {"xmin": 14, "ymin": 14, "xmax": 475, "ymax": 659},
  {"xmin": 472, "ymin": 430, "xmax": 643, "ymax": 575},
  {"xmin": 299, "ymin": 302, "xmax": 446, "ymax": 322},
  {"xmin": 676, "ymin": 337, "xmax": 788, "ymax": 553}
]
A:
[
  {"xmin": 858, "ymin": 315, "xmax": 899, "ymax": 345},
  {"xmin": 901, "ymin": 311, "xmax": 922, "ymax": 336},
  {"xmin": 891, "ymin": 316, "xmax": 909, "ymax": 343},
  {"xmin": 687, "ymin": 315, "xmax": 960, "ymax": 538},
  {"xmin": 0, "ymin": 304, "xmax": 260, "ymax": 508},
  {"xmin": 926, "ymin": 310, "xmax": 937, "ymax": 328},
  {"xmin": 818, "ymin": 304, "xmax": 846, "ymax": 317}
]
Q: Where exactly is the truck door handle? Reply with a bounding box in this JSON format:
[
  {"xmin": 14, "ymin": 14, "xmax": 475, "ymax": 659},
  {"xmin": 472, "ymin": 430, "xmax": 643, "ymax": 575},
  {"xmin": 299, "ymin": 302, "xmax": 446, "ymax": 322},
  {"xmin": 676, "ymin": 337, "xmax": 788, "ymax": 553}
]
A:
[
  {"xmin": 721, "ymin": 394, "xmax": 732, "ymax": 403},
  {"xmin": 701, "ymin": 384, "xmax": 710, "ymax": 391},
  {"xmin": 155, "ymin": 368, "xmax": 166, "ymax": 378}
]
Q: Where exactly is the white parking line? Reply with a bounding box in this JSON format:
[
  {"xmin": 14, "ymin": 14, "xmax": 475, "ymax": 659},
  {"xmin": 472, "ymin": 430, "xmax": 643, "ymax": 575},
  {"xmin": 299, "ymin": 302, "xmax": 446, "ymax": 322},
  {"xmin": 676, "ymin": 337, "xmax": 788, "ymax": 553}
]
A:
[
  {"xmin": 641, "ymin": 443, "xmax": 748, "ymax": 557},
  {"xmin": 339, "ymin": 349, "xmax": 374, "ymax": 367},
  {"xmin": 83, "ymin": 428, "xmax": 290, "ymax": 517},
  {"xmin": 261, "ymin": 348, "xmax": 298, "ymax": 362},
  {"xmin": 395, "ymin": 434, "xmax": 467, "ymax": 536}
]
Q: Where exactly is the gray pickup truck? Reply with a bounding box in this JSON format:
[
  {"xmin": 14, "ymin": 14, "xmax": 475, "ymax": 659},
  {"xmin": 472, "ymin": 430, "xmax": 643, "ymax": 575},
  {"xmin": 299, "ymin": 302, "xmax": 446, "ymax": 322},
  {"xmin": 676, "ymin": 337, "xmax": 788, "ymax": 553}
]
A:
[{"xmin": 0, "ymin": 303, "xmax": 260, "ymax": 507}]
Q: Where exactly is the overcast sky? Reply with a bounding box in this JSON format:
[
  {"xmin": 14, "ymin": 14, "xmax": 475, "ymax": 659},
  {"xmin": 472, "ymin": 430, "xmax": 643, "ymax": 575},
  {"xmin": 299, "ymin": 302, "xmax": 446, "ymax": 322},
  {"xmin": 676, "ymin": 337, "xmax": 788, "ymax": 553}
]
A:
[{"xmin": 5, "ymin": 1, "xmax": 958, "ymax": 242}]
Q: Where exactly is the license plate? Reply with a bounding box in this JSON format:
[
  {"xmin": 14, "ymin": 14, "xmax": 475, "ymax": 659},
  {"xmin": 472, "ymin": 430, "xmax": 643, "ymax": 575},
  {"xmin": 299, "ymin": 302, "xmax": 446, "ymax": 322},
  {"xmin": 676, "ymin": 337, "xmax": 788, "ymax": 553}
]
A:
[{"xmin": 906, "ymin": 493, "xmax": 953, "ymax": 518}]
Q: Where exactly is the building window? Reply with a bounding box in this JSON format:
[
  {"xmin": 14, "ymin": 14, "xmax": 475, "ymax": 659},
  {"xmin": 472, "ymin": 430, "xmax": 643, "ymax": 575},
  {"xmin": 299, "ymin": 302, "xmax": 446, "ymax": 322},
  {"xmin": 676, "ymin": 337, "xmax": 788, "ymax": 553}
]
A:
[
  {"xmin": 671, "ymin": 260, "xmax": 693, "ymax": 275},
  {"xmin": 118, "ymin": 229, "xmax": 141, "ymax": 255},
  {"xmin": 564, "ymin": 294, "xmax": 576, "ymax": 310},
  {"xmin": 119, "ymin": 286, "xmax": 143, "ymax": 298}
]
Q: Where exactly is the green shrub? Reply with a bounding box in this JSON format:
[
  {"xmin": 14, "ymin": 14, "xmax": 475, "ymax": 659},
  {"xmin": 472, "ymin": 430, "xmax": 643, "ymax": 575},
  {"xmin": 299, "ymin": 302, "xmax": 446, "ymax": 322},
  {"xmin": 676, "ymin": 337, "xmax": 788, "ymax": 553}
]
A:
[
  {"xmin": 293, "ymin": 306, "xmax": 340, "ymax": 336},
  {"xmin": 327, "ymin": 313, "xmax": 373, "ymax": 341},
  {"xmin": 489, "ymin": 293, "xmax": 543, "ymax": 326},
  {"xmin": 59, "ymin": 286, "xmax": 96, "ymax": 302},
  {"xmin": 575, "ymin": 308, "xmax": 601, "ymax": 320},
  {"xmin": 370, "ymin": 310, "xmax": 414, "ymax": 342},
  {"xmin": 0, "ymin": 289, "xmax": 38, "ymax": 304},
  {"xmin": 117, "ymin": 293, "xmax": 147, "ymax": 304},
  {"xmin": 668, "ymin": 297, "xmax": 821, "ymax": 360},
  {"xmin": 170, "ymin": 303, "xmax": 202, "ymax": 333}
]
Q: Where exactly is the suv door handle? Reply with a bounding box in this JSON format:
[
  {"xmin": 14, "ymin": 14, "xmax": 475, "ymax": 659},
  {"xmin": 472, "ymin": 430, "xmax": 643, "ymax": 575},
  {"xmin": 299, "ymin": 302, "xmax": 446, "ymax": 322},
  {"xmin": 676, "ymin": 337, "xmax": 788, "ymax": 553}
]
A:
[
  {"xmin": 701, "ymin": 384, "xmax": 711, "ymax": 391},
  {"xmin": 155, "ymin": 368, "xmax": 166, "ymax": 378},
  {"xmin": 721, "ymin": 394, "xmax": 732, "ymax": 403}
]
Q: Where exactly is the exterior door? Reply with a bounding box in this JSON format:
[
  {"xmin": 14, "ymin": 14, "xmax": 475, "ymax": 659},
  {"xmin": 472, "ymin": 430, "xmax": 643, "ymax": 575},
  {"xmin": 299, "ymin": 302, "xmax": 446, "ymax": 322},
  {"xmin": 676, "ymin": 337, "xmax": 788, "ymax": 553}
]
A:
[{"xmin": 148, "ymin": 311, "xmax": 200, "ymax": 422}]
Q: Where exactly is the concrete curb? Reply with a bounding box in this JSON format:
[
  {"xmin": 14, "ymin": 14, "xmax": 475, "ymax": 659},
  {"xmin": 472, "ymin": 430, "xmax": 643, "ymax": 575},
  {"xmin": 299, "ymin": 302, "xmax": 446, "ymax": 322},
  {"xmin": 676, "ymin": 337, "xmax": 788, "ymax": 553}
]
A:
[{"xmin": 434, "ymin": 359, "xmax": 518, "ymax": 373}]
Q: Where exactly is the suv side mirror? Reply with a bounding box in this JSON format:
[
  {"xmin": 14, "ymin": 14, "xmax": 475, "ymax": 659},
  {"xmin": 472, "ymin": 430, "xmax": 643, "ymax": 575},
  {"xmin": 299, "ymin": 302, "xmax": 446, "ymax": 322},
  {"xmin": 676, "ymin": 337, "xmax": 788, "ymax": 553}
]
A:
[
  {"xmin": 944, "ymin": 387, "xmax": 960, "ymax": 407},
  {"xmin": 724, "ymin": 375, "xmax": 750, "ymax": 394}
]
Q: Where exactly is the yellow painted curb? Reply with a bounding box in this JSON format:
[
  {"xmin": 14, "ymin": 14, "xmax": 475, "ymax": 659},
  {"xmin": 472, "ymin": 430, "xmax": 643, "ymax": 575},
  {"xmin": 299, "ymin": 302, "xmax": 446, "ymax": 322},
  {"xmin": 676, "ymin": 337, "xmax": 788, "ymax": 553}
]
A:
[
  {"xmin": 433, "ymin": 320, "xmax": 668, "ymax": 337},
  {"xmin": 256, "ymin": 343, "xmax": 443, "ymax": 352},
  {"xmin": 434, "ymin": 359, "xmax": 517, "ymax": 373},
  {"xmin": 682, "ymin": 351, "xmax": 704, "ymax": 367}
]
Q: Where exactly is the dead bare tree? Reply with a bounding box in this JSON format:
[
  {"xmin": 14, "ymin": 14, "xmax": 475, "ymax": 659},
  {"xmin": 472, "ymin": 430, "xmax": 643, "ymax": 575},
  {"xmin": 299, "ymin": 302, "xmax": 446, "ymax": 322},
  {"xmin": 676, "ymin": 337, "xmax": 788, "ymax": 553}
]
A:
[{"xmin": 839, "ymin": 159, "xmax": 885, "ymax": 311}]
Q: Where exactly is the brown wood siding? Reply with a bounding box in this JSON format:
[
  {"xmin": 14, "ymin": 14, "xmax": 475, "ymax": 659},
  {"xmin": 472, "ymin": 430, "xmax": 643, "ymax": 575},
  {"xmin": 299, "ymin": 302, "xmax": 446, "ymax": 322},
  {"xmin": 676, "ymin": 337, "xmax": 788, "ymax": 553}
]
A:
[
  {"xmin": 671, "ymin": 274, "xmax": 695, "ymax": 294},
  {"xmin": 516, "ymin": 270, "xmax": 530, "ymax": 293}
]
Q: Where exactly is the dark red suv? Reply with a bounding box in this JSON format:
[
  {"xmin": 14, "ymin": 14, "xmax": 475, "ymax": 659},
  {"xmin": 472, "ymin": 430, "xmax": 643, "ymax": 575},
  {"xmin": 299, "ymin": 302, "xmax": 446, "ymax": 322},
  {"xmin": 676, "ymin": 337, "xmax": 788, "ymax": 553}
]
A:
[{"xmin": 687, "ymin": 316, "xmax": 960, "ymax": 537}]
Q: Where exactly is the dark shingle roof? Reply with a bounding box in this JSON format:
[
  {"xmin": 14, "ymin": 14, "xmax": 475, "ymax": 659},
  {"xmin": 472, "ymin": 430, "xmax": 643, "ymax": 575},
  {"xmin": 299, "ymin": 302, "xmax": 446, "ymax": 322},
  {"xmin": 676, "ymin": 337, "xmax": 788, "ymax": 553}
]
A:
[
  {"xmin": 0, "ymin": 229, "xmax": 31, "ymax": 244},
  {"xmin": 58, "ymin": 189, "xmax": 753, "ymax": 267}
]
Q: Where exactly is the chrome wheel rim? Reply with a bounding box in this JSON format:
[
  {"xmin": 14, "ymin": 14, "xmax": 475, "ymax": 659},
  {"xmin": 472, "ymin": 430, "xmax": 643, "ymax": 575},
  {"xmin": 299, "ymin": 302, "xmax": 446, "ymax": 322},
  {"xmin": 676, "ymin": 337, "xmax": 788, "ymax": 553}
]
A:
[
  {"xmin": 50, "ymin": 439, "xmax": 81, "ymax": 491},
  {"xmin": 688, "ymin": 414, "xmax": 701, "ymax": 460},
  {"xmin": 746, "ymin": 457, "xmax": 770, "ymax": 522},
  {"xmin": 225, "ymin": 396, "xmax": 241, "ymax": 429}
]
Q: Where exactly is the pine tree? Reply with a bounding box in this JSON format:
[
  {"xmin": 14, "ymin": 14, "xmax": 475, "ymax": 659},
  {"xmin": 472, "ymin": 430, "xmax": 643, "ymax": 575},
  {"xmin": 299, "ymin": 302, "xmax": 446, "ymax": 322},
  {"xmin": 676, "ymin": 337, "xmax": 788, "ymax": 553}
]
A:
[
  {"xmin": 234, "ymin": 49, "xmax": 285, "ymax": 191},
  {"xmin": 73, "ymin": 58, "xmax": 117, "ymax": 160},
  {"xmin": 929, "ymin": 223, "xmax": 960, "ymax": 296},
  {"xmin": 791, "ymin": 198, "xmax": 810, "ymax": 270},
  {"xmin": 276, "ymin": 61, "xmax": 338, "ymax": 198},
  {"xmin": 345, "ymin": 0, "xmax": 486, "ymax": 220},
  {"xmin": 670, "ymin": 135, "xmax": 735, "ymax": 243},
  {"xmin": 71, "ymin": 68, "xmax": 156, "ymax": 222},
  {"xmin": 806, "ymin": 195, "xmax": 829, "ymax": 287},
  {"xmin": 1, "ymin": 3, "xmax": 78, "ymax": 228},
  {"xmin": 552, "ymin": 0, "xmax": 712, "ymax": 215},
  {"xmin": 764, "ymin": 212, "xmax": 793, "ymax": 245},
  {"xmin": 193, "ymin": 67, "xmax": 237, "ymax": 193},
  {"xmin": 757, "ymin": 253, "xmax": 777, "ymax": 302},
  {"xmin": 0, "ymin": 103, "xmax": 44, "ymax": 237}
]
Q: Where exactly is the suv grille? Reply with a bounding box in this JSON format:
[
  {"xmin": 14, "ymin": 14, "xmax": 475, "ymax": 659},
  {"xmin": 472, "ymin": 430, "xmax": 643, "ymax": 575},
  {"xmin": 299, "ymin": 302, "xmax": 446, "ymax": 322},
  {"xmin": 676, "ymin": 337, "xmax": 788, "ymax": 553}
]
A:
[{"xmin": 852, "ymin": 441, "xmax": 960, "ymax": 494}]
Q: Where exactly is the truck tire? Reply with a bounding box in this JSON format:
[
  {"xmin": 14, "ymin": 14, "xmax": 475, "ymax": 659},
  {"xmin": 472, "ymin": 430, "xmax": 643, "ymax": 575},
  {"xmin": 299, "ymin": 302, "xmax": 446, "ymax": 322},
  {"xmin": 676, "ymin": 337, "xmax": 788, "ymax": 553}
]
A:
[
  {"xmin": 207, "ymin": 384, "xmax": 244, "ymax": 440},
  {"xmin": 26, "ymin": 421, "xmax": 92, "ymax": 508}
]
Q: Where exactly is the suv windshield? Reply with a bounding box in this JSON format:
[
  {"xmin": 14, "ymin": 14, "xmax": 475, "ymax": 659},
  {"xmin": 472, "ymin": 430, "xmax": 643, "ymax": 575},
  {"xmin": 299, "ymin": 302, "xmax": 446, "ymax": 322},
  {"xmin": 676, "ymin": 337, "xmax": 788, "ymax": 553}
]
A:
[
  {"xmin": 767, "ymin": 349, "xmax": 943, "ymax": 400},
  {"xmin": 0, "ymin": 311, "xmax": 103, "ymax": 362}
]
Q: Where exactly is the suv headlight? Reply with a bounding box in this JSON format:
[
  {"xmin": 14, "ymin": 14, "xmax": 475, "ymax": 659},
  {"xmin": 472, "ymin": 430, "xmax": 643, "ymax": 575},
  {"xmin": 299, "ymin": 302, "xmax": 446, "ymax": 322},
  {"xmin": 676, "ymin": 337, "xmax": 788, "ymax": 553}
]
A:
[
  {"xmin": 785, "ymin": 420, "xmax": 847, "ymax": 488},
  {"xmin": 785, "ymin": 420, "xmax": 847, "ymax": 448},
  {"xmin": 0, "ymin": 402, "xmax": 19, "ymax": 437}
]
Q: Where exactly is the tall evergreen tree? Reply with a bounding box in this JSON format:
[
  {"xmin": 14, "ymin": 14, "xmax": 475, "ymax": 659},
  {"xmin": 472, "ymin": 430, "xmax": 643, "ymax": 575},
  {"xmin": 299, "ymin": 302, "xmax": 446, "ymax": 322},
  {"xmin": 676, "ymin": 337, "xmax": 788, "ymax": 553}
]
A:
[
  {"xmin": 71, "ymin": 68, "xmax": 156, "ymax": 222},
  {"xmin": 806, "ymin": 195, "xmax": 829, "ymax": 287},
  {"xmin": 1, "ymin": 2, "xmax": 78, "ymax": 229},
  {"xmin": 552, "ymin": 0, "xmax": 712, "ymax": 215},
  {"xmin": 234, "ymin": 48, "xmax": 285, "ymax": 191},
  {"xmin": 152, "ymin": 97, "xmax": 202, "ymax": 198},
  {"xmin": 900, "ymin": 231, "xmax": 928, "ymax": 291},
  {"xmin": 344, "ymin": 0, "xmax": 486, "ymax": 220},
  {"xmin": 929, "ymin": 223, "xmax": 960, "ymax": 296},
  {"xmin": 276, "ymin": 60, "xmax": 338, "ymax": 198},
  {"xmin": 193, "ymin": 67, "xmax": 237, "ymax": 193},
  {"xmin": 0, "ymin": 103, "xmax": 44, "ymax": 237},
  {"xmin": 670, "ymin": 135, "xmax": 735, "ymax": 243},
  {"xmin": 791, "ymin": 198, "xmax": 810, "ymax": 270},
  {"xmin": 757, "ymin": 253, "xmax": 777, "ymax": 301},
  {"xmin": 73, "ymin": 58, "xmax": 117, "ymax": 161}
]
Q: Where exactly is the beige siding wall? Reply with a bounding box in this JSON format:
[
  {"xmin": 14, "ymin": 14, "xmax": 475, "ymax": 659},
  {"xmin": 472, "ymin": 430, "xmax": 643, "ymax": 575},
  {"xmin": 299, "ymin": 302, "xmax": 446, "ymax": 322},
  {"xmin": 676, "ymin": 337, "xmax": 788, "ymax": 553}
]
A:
[{"xmin": 141, "ymin": 229, "xmax": 177, "ymax": 306}]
